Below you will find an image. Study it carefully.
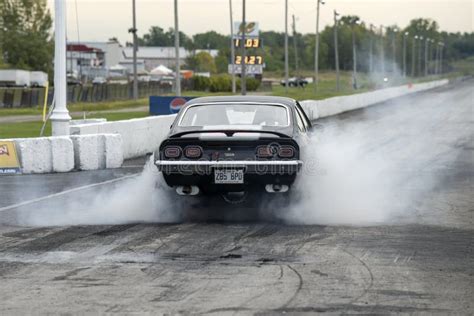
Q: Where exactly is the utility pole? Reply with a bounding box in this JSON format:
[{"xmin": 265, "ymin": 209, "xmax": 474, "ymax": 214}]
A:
[
  {"xmin": 369, "ymin": 24, "xmax": 374, "ymax": 73},
  {"xmin": 351, "ymin": 18, "xmax": 359, "ymax": 89},
  {"xmin": 430, "ymin": 39, "xmax": 435, "ymax": 75},
  {"xmin": 391, "ymin": 28, "xmax": 397, "ymax": 74},
  {"xmin": 131, "ymin": 0, "xmax": 138, "ymax": 100},
  {"xmin": 284, "ymin": 0, "xmax": 289, "ymax": 93},
  {"xmin": 333, "ymin": 10, "xmax": 340, "ymax": 91},
  {"xmin": 411, "ymin": 36, "xmax": 417, "ymax": 77},
  {"xmin": 418, "ymin": 36, "xmax": 423, "ymax": 76},
  {"xmin": 174, "ymin": 0, "xmax": 181, "ymax": 96},
  {"xmin": 51, "ymin": 0, "xmax": 71, "ymax": 136},
  {"xmin": 241, "ymin": 0, "xmax": 246, "ymax": 95},
  {"xmin": 229, "ymin": 0, "xmax": 236, "ymax": 93},
  {"xmin": 380, "ymin": 25, "xmax": 385, "ymax": 77},
  {"xmin": 439, "ymin": 42, "xmax": 444, "ymax": 74},
  {"xmin": 403, "ymin": 32, "xmax": 408, "ymax": 77},
  {"xmin": 424, "ymin": 37, "xmax": 429, "ymax": 77},
  {"xmin": 292, "ymin": 15, "xmax": 299, "ymax": 78},
  {"xmin": 314, "ymin": 0, "xmax": 324, "ymax": 92}
]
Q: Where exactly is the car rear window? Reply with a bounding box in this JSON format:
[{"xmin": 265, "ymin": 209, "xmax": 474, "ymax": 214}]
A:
[{"xmin": 179, "ymin": 103, "xmax": 289, "ymax": 127}]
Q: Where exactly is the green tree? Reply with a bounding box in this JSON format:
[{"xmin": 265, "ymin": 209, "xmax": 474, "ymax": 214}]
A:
[
  {"xmin": 192, "ymin": 31, "xmax": 229, "ymax": 49},
  {"xmin": 1, "ymin": 0, "xmax": 53, "ymax": 72},
  {"xmin": 215, "ymin": 48, "xmax": 230, "ymax": 73},
  {"xmin": 139, "ymin": 26, "xmax": 192, "ymax": 49},
  {"xmin": 193, "ymin": 51, "xmax": 217, "ymax": 73}
]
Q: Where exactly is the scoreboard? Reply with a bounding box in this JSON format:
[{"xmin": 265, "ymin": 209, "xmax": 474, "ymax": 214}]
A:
[{"xmin": 229, "ymin": 22, "xmax": 264, "ymax": 75}]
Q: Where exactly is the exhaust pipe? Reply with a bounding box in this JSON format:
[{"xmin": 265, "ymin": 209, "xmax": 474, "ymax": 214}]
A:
[
  {"xmin": 176, "ymin": 185, "xmax": 200, "ymax": 196},
  {"xmin": 265, "ymin": 184, "xmax": 289, "ymax": 193}
]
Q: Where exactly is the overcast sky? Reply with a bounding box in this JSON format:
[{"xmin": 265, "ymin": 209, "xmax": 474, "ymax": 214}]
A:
[{"xmin": 47, "ymin": 0, "xmax": 473, "ymax": 44}]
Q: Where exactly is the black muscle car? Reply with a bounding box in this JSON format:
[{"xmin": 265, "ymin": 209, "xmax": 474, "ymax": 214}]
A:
[{"xmin": 154, "ymin": 96, "xmax": 312, "ymax": 200}]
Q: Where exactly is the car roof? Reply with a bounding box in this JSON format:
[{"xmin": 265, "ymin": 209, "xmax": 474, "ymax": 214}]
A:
[{"xmin": 184, "ymin": 95, "xmax": 298, "ymax": 108}]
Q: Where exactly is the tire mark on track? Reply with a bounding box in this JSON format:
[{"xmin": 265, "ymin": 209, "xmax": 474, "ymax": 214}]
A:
[
  {"xmin": 341, "ymin": 247, "xmax": 375, "ymax": 305},
  {"xmin": 278, "ymin": 264, "xmax": 303, "ymax": 309}
]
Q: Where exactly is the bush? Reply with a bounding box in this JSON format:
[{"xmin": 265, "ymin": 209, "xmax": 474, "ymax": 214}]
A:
[
  {"xmin": 193, "ymin": 75, "xmax": 211, "ymax": 91},
  {"xmin": 246, "ymin": 77, "xmax": 261, "ymax": 91},
  {"xmin": 236, "ymin": 77, "xmax": 261, "ymax": 91},
  {"xmin": 209, "ymin": 74, "xmax": 232, "ymax": 92},
  {"xmin": 192, "ymin": 74, "xmax": 261, "ymax": 92}
]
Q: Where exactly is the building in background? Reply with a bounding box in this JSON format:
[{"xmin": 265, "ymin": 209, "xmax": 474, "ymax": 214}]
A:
[
  {"xmin": 66, "ymin": 44, "xmax": 105, "ymax": 79},
  {"xmin": 81, "ymin": 40, "xmax": 123, "ymax": 69},
  {"xmin": 66, "ymin": 41, "xmax": 219, "ymax": 79},
  {"xmin": 121, "ymin": 47, "xmax": 218, "ymax": 71}
]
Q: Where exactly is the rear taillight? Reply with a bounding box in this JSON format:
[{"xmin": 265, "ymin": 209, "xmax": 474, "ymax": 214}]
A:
[
  {"xmin": 256, "ymin": 145, "xmax": 273, "ymax": 158},
  {"xmin": 278, "ymin": 146, "xmax": 295, "ymax": 158},
  {"xmin": 184, "ymin": 146, "xmax": 203, "ymax": 158},
  {"xmin": 164, "ymin": 146, "xmax": 181, "ymax": 158}
]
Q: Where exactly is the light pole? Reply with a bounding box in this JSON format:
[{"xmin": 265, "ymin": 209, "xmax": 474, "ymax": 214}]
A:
[
  {"xmin": 391, "ymin": 27, "xmax": 398, "ymax": 74},
  {"xmin": 333, "ymin": 10, "xmax": 340, "ymax": 91},
  {"xmin": 314, "ymin": 0, "xmax": 325, "ymax": 92},
  {"xmin": 292, "ymin": 15, "xmax": 299, "ymax": 78},
  {"xmin": 350, "ymin": 17, "xmax": 361, "ymax": 89},
  {"xmin": 418, "ymin": 36, "xmax": 423, "ymax": 76},
  {"xmin": 424, "ymin": 37, "xmax": 429, "ymax": 77},
  {"xmin": 174, "ymin": 0, "xmax": 181, "ymax": 96},
  {"xmin": 403, "ymin": 31, "xmax": 409, "ymax": 77},
  {"xmin": 430, "ymin": 39, "xmax": 435, "ymax": 75},
  {"xmin": 411, "ymin": 35, "xmax": 417, "ymax": 77},
  {"xmin": 380, "ymin": 25, "xmax": 385, "ymax": 77},
  {"xmin": 439, "ymin": 42, "xmax": 444, "ymax": 74},
  {"xmin": 284, "ymin": 0, "xmax": 289, "ymax": 93},
  {"xmin": 369, "ymin": 24, "xmax": 374, "ymax": 73},
  {"xmin": 51, "ymin": 0, "xmax": 71, "ymax": 136},
  {"xmin": 241, "ymin": 0, "xmax": 246, "ymax": 95},
  {"xmin": 130, "ymin": 0, "xmax": 138, "ymax": 100},
  {"xmin": 229, "ymin": 0, "xmax": 236, "ymax": 93}
]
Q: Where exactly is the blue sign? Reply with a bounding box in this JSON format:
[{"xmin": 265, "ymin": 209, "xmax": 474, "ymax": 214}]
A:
[{"xmin": 149, "ymin": 96, "xmax": 195, "ymax": 116}]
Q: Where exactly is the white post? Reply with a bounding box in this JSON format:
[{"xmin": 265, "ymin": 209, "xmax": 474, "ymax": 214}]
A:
[{"xmin": 51, "ymin": 0, "xmax": 71, "ymax": 136}]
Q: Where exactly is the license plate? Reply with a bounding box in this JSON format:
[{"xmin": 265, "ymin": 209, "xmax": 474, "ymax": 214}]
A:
[{"xmin": 214, "ymin": 169, "xmax": 244, "ymax": 184}]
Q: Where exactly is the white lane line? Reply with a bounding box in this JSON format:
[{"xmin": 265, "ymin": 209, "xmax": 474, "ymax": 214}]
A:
[{"xmin": 0, "ymin": 174, "xmax": 139, "ymax": 213}]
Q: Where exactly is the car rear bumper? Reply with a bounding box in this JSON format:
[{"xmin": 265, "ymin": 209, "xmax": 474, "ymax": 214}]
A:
[
  {"xmin": 155, "ymin": 160, "xmax": 303, "ymax": 174},
  {"xmin": 155, "ymin": 160, "xmax": 303, "ymax": 193}
]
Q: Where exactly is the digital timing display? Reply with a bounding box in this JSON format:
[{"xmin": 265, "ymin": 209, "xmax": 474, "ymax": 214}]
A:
[
  {"xmin": 234, "ymin": 38, "xmax": 261, "ymax": 48},
  {"xmin": 235, "ymin": 55, "xmax": 264, "ymax": 65}
]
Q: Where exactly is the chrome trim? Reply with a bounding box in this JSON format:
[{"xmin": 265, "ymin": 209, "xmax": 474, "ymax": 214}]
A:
[
  {"xmin": 155, "ymin": 160, "xmax": 302, "ymax": 166},
  {"xmin": 177, "ymin": 101, "xmax": 292, "ymax": 127}
]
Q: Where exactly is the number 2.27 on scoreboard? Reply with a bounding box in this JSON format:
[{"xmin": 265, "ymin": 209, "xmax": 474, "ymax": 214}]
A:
[{"xmin": 235, "ymin": 55, "xmax": 263, "ymax": 65}]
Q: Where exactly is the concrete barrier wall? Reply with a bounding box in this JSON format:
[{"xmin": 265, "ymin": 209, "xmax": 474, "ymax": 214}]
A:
[
  {"xmin": 70, "ymin": 114, "xmax": 176, "ymax": 159},
  {"xmin": 70, "ymin": 134, "xmax": 123, "ymax": 171},
  {"xmin": 2, "ymin": 137, "xmax": 75, "ymax": 174},
  {"xmin": 300, "ymin": 79, "xmax": 449, "ymax": 121},
  {"xmin": 0, "ymin": 134, "xmax": 123, "ymax": 174}
]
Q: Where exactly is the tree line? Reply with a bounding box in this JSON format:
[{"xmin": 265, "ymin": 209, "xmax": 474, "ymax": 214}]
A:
[
  {"xmin": 135, "ymin": 19, "xmax": 473, "ymax": 75},
  {"xmin": 0, "ymin": 0, "xmax": 472, "ymax": 77}
]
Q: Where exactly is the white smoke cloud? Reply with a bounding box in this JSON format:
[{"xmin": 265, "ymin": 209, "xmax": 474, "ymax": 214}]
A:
[{"xmin": 16, "ymin": 158, "xmax": 182, "ymax": 226}]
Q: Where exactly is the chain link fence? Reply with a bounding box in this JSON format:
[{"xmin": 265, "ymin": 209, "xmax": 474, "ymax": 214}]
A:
[{"xmin": 0, "ymin": 82, "xmax": 173, "ymax": 108}]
